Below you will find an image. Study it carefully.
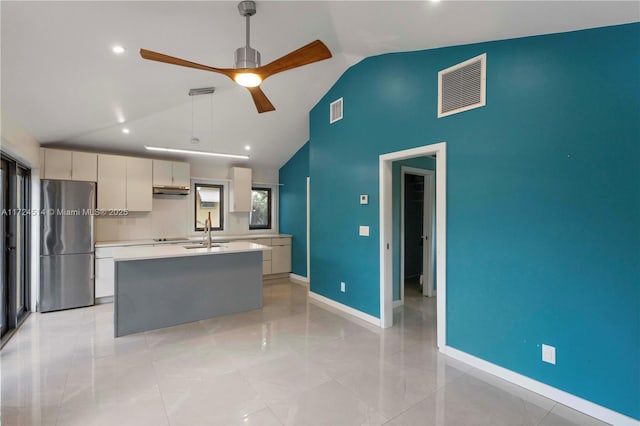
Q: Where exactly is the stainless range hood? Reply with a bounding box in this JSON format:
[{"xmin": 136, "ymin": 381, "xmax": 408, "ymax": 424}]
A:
[{"xmin": 152, "ymin": 185, "xmax": 190, "ymax": 195}]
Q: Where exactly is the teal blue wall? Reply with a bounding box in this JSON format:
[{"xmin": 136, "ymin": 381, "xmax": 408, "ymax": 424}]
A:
[
  {"xmin": 303, "ymin": 24, "xmax": 639, "ymax": 419},
  {"xmin": 278, "ymin": 142, "xmax": 309, "ymax": 277},
  {"xmin": 392, "ymin": 157, "xmax": 436, "ymax": 300}
]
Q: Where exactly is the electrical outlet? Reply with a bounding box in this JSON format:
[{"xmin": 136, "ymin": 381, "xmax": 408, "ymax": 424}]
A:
[
  {"xmin": 542, "ymin": 344, "xmax": 556, "ymax": 365},
  {"xmin": 340, "ymin": 282, "xmax": 346, "ymax": 292}
]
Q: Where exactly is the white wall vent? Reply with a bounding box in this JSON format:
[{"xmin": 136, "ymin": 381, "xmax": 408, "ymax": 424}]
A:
[
  {"xmin": 330, "ymin": 97, "xmax": 343, "ymax": 123},
  {"xmin": 438, "ymin": 53, "xmax": 486, "ymax": 118}
]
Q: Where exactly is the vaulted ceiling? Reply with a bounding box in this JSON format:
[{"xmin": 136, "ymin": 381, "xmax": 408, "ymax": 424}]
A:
[{"xmin": 2, "ymin": 1, "xmax": 637, "ymax": 169}]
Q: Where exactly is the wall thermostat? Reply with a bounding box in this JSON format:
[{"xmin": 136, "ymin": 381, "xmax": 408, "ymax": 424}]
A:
[{"xmin": 360, "ymin": 194, "xmax": 368, "ymax": 204}]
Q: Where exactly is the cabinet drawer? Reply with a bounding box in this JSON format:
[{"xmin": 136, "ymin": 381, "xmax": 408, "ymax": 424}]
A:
[
  {"xmin": 271, "ymin": 237, "xmax": 291, "ymax": 246},
  {"xmin": 245, "ymin": 238, "xmax": 271, "ymax": 246}
]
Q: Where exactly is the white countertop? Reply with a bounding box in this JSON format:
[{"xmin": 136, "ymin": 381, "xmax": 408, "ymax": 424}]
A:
[
  {"xmin": 96, "ymin": 234, "xmax": 291, "ymax": 248},
  {"xmin": 113, "ymin": 241, "xmax": 271, "ymax": 262}
]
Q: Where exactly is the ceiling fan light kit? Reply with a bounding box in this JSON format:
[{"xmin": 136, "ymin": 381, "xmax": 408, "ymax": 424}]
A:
[
  {"xmin": 140, "ymin": 0, "xmax": 332, "ymax": 113},
  {"xmin": 234, "ymin": 73, "xmax": 262, "ymax": 87}
]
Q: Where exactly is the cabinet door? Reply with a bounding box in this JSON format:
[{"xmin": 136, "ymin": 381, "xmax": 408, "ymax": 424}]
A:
[
  {"xmin": 230, "ymin": 167, "xmax": 252, "ymax": 212},
  {"xmin": 44, "ymin": 149, "xmax": 72, "ymax": 180},
  {"xmin": 152, "ymin": 160, "xmax": 173, "ymax": 187},
  {"xmin": 95, "ymin": 257, "xmax": 114, "ymax": 298},
  {"xmin": 262, "ymin": 260, "xmax": 272, "ymax": 275},
  {"xmin": 97, "ymin": 154, "xmax": 127, "ymax": 210},
  {"xmin": 172, "ymin": 162, "xmax": 190, "ymax": 187},
  {"xmin": 271, "ymin": 243, "xmax": 292, "ymax": 274},
  {"xmin": 126, "ymin": 157, "xmax": 152, "ymax": 211},
  {"xmin": 72, "ymin": 152, "xmax": 98, "ymax": 182}
]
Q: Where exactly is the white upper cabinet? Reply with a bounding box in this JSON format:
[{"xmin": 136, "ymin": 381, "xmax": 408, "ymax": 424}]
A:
[
  {"xmin": 71, "ymin": 151, "xmax": 98, "ymax": 181},
  {"xmin": 41, "ymin": 148, "xmax": 97, "ymax": 181},
  {"xmin": 152, "ymin": 160, "xmax": 173, "ymax": 187},
  {"xmin": 152, "ymin": 160, "xmax": 190, "ymax": 187},
  {"xmin": 229, "ymin": 167, "xmax": 252, "ymax": 212},
  {"xmin": 43, "ymin": 149, "xmax": 72, "ymax": 179},
  {"xmin": 98, "ymin": 154, "xmax": 152, "ymax": 211},
  {"xmin": 172, "ymin": 162, "xmax": 190, "ymax": 187},
  {"xmin": 126, "ymin": 157, "xmax": 153, "ymax": 211},
  {"xmin": 97, "ymin": 154, "xmax": 127, "ymax": 210}
]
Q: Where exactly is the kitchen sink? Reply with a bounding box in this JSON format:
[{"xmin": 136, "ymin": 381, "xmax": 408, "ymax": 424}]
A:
[{"xmin": 182, "ymin": 243, "xmax": 224, "ymax": 249}]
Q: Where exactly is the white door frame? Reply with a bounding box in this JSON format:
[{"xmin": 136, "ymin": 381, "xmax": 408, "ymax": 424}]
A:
[
  {"xmin": 400, "ymin": 166, "xmax": 435, "ymax": 303},
  {"xmin": 306, "ymin": 177, "xmax": 310, "ymax": 281},
  {"xmin": 380, "ymin": 142, "xmax": 447, "ymax": 350}
]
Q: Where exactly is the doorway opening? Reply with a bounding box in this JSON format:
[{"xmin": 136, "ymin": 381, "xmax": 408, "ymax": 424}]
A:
[
  {"xmin": 379, "ymin": 143, "xmax": 446, "ymax": 349},
  {"xmin": 400, "ymin": 166, "xmax": 436, "ymax": 305}
]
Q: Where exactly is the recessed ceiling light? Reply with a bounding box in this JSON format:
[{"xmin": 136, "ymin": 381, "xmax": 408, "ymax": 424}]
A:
[
  {"xmin": 112, "ymin": 45, "xmax": 126, "ymax": 54},
  {"xmin": 122, "ymin": 128, "xmax": 130, "ymax": 134},
  {"xmin": 244, "ymin": 145, "xmax": 251, "ymax": 151}
]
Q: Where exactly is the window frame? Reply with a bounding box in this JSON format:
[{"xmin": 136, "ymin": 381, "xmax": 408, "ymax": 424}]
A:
[
  {"xmin": 249, "ymin": 186, "xmax": 272, "ymax": 230},
  {"xmin": 194, "ymin": 183, "xmax": 224, "ymax": 232}
]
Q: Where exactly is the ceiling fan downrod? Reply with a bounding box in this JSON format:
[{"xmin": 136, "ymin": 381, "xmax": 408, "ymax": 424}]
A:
[{"xmin": 235, "ymin": 1, "xmax": 260, "ymax": 69}]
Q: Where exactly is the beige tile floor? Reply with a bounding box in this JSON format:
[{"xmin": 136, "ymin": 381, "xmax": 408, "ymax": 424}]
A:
[{"xmin": 1, "ymin": 279, "xmax": 608, "ymax": 426}]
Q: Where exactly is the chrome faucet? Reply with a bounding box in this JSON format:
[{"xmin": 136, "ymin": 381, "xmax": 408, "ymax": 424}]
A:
[{"xmin": 204, "ymin": 212, "xmax": 212, "ymax": 249}]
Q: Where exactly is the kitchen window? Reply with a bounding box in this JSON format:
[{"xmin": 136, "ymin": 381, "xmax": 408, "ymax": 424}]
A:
[
  {"xmin": 194, "ymin": 183, "xmax": 224, "ymax": 231},
  {"xmin": 249, "ymin": 187, "xmax": 271, "ymax": 230}
]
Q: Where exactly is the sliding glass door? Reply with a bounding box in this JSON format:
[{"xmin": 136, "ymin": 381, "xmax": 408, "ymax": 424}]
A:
[
  {"xmin": 1, "ymin": 155, "xmax": 31, "ymax": 344},
  {"xmin": 1, "ymin": 159, "xmax": 8, "ymax": 338}
]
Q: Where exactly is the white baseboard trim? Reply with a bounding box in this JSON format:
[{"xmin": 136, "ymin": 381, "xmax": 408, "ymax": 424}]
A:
[
  {"xmin": 95, "ymin": 296, "xmax": 113, "ymax": 305},
  {"xmin": 393, "ymin": 300, "xmax": 404, "ymax": 308},
  {"xmin": 308, "ymin": 291, "xmax": 381, "ymax": 327},
  {"xmin": 442, "ymin": 346, "xmax": 639, "ymax": 426},
  {"xmin": 289, "ymin": 273, "xmax": 309, "ymax": 286}
]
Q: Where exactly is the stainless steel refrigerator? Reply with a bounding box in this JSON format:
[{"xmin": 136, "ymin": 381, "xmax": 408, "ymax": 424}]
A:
[{"xmin": 40, "ymin": 180, "xmax": 95, "ymax": 312}]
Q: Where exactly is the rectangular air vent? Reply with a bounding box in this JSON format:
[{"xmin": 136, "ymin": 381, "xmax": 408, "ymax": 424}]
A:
[
  {"xmin": 438, "ymin": 53, "xmax": 486, "ymax": 118},
  {"xmin": 330, "ymin": 97, "xmax": 343, "ymax": 123}
]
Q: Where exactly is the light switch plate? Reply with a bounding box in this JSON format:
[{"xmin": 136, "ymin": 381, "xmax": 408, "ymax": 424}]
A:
[
  {"xmin": 359, "ymin": 226, "xmax": 370, "ymax": 236},
  {"xmin": 360, "ymin": 194, "xmax": 368, "ymax": 204},
  {"xmin": 542, "ymin": 344, "xmax": 556, "ymax": 365}
]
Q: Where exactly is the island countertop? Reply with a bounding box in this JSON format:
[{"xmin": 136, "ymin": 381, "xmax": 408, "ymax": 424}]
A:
[
  {"xmin": 96, "ymin": 234, "xmax": 291, "ymax": 248},
  {"xmin": 112, "ymin": 241, "xmax": 270, "ymax": 262}
]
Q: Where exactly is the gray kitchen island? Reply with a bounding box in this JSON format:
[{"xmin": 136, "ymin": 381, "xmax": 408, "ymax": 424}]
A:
[{"xmin": 112, "ymin": 241, "xmax": 269, "ymax": 337}]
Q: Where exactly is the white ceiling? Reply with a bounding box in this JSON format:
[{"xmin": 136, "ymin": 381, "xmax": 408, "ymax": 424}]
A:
[{"xmin": 2, "ymin": 1, "xmax": 638, "ymax": 169}]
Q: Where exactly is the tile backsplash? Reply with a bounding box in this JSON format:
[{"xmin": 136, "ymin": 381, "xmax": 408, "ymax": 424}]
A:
[{"xmin": 95, "ymin": 195, "xmax": 189, "ymax": 241}]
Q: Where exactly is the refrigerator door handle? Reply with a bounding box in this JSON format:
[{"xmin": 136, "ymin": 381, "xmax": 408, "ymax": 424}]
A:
[{"xmin": 90, "ymin": 258, "xmax": 95, "ymax": 280}]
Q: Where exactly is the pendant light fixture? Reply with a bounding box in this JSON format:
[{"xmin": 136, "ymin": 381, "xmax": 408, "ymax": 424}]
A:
[{"xmin": 145, "ymin": 87, "xmax": 249, "ymax": 160}]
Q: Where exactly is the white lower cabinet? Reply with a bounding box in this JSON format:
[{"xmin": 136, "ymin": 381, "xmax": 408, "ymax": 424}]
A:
[
  {"xmin": 95, "ymin": 257, "xmax": 114, "ymax": 299},
  {"xmin": 95, "ymin": 245, "xmax": 149, "ymax": 299},
  {"xmin": 262, "ymin": 247, "xmax": 272, "ymax": 275},
  {"xmin": 95, "ymin": 247, "xmax": 114, "ymax": 299},
  {"xmin": 271, "ymin": 237, "xmax": 292, "ymax": 274},
  {"xmin": 244, "ymin": 236, "xmax": 290, "ymax": 275}
]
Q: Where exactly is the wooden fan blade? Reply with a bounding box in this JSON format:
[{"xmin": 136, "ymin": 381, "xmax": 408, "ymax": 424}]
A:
[
  {"xmin": 258, "ymin": 40, "xmax": 332, "ymax": 79},
  {"xmin": 140, "ymin": 49, "xmax": 235, "ymax": 79},
  {"xmin": 247, "ymin": 86, "xmax": 276, "ymax": 113}
]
